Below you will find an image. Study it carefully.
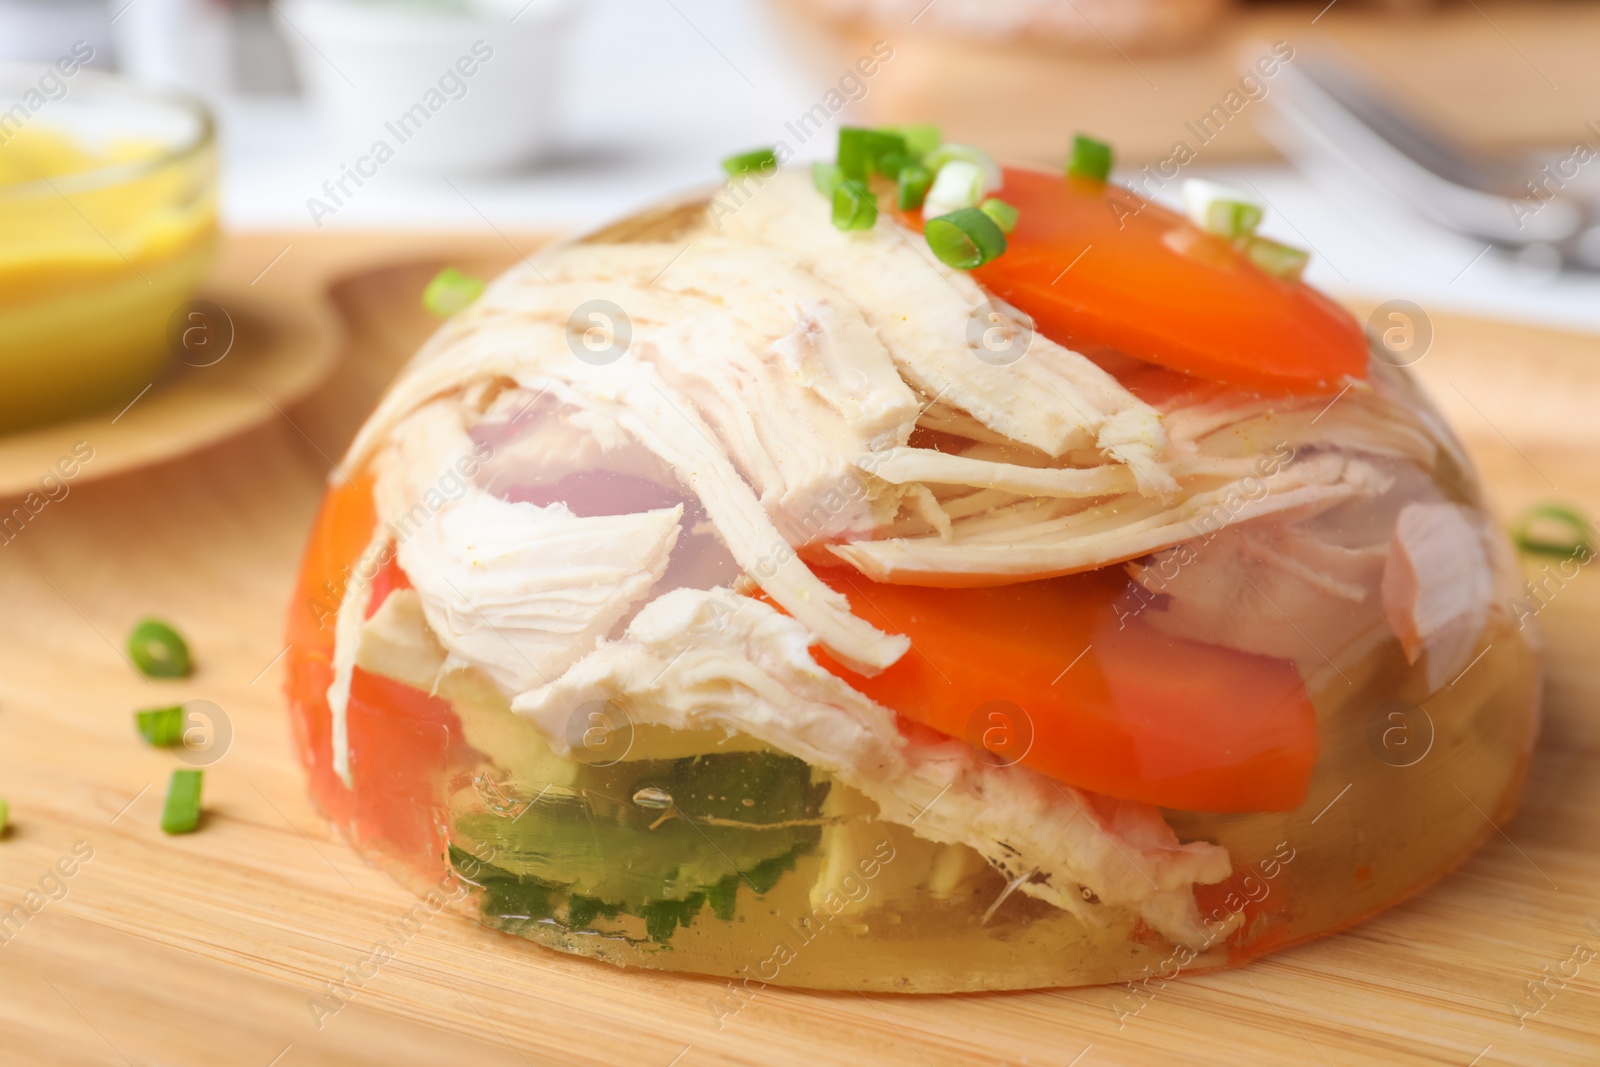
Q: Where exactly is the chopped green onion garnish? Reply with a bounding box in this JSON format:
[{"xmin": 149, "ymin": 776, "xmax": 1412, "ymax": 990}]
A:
[
  {"xmin": 1182, "ymin": 179, "xmax": 1263, "ymax": 238},
  {"xmin": 127, "ymin": 618, "xmax": 191, "ymax": 679},
  {"xmin": 137, "ymin": 706, "xmax": 186, "ymax": 747},
  {"xmin": 876, "ymin": 151, "xmax": 910, "ymax": 181},
  {"xmin": 838, "ymin": 127, "xmax": 872, "ymax": 179},
  {"xmin": 812, "ymin": 161, "xmax": 842, "ymax": 196},
  {"xmin": 925, "ymin": 143, "xmax": 1001, "ymax": 191},
  {"xmin": 886, "ymin": 123, "xmax": 942, "ymax": 160},
  {"xmin": 925, "ymin": 207, "xmax": 1008, "ymax": 270},
  {"xmin": 722, "ymin": 147, "xmax": 778, "ymax": 177},
  {"xmin": 838, "ymin": 127, "xmax": 906, "ymax": 180},
  {"xmin": 1242, "ymin": 235, "xmax": 1310, "ymax": 282},
  {"xmin": 923, "ymin": 159, "xmax": 986, "ymax": 217},
  {"xmin": 832, "ymin": 179, "xmax": 878, "ymax": 231},
  {"xmin": 980, "ymin": 198, "xmax": 1019, "ymax": 234},
  {"xmin": 161, "ymin": 769, "xmax": 203, "ymax": 835},
  {"xmin": 897, "ymin": 164, "xmax": 933, "ymax": 211},
  {"xmin": 867, "ymin": 135, "xmax": 907, "ymax": 177},
  {"xmin": 1208, "ymin": 200, "xmax": 1263, "ymax": 238},
  {"xmin": 1067, "ymin": 133, "xmax": 1114, "ymax": 182},
  {"xmin": 1512, "ymin": 503, "xmax": 1593, "ymax": 557},
  {"xmin": 0, "ymin": 799, "xmax": 9, "ymax": 835},
  {"xmin": 422, "ymin": 267, "xmax": 485, "ymax": 318}
]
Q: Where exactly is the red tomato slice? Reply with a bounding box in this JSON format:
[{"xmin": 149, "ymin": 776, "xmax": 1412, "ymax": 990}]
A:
[
  {"xmin": 286, "ymin": 471, "xmax": 376, "ymax": 656},
  {"xmin": 918, "ymin": 168, "xmax": 1368, "ymax": 394},
  {"xmin": 285, "ymin": 475, "xmax": 469, "ymax": 884},
  {"xmin": 815, "ymin": 568, "xmax": 1318, "ymax": 813},
  {"xmin": 366, "ymin": 553, "xmax": 413, "ymax": 621},
  {"xmin": 343, "ymin": 666, "xmax": 469, "ymax": 865}
]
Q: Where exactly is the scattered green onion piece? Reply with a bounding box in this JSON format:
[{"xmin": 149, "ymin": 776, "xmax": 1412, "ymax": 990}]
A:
[
  {"xmin": 127, "ymin": 618, "xmax": 191, "ymax": 679},
  {"xmin": 1241, "ymin": 235, "xmax": 1310, "ymax": 282},
  {"xmin": 868, "ymin": 133, "xmax": 907, "ymax": 176},
  {"xmin": 925, "ymin": 207, "xmax": 1008, "ymax": 270},
  {"xmin": 1208, "ymin": 200, "xmax": 1264, "ymax": 238},
  {"xmin": 837, "ymin": 127, "xmax": 872, "ymax": 179},
  {"xmin": 876, "ymin": 151, "xmax": 910, "ymax": 181},
  {"xmin": 722, "ymin": 147, "xmax": 778, "ymax": 177},
  {"xmin": 422, "ymin": 267, "xmax": 485, "ymax": 318},
  {"xmin": 137, "ymin": 705, "xmax": 187, "ymax": 747},
  {"xmin": 897, "ymin": 164, "xmax": 933, "ymax": 211},
  {"xmin": 812, "ymin": 161, "xmax": 842, "ymax": 196},
  {"xmin": 831, "ymin": 179, "xmax": 878, "ymax": 231},
  {"xmin": 161, "ymin": 769, "xmax": 204, "ymax": 835},
  {"xmin": 886, "ymin": 123, "xmax": 942, "ymax": 160},
  {"xmin": 0, "ymin": 799, "xmax": 8, "ymax": 835},
  {"xmin": 1182, "ymin": 178, "xmax": 1263, "ymax": 238},
  {"xmin": 1067, "ymin": 133, "xmax": 1114, "ymax": 182},
  {"xmin": 924, "ymin": 143, "xmax": 1001, "ymax": 191},
  {"xmin": 838, "ymin": 127, "xmax": 906, "ymax": 180},
  {"xmin": 1511, "ymin": 503, "xmax": 1593, "ymax": 558},
  {"xmin": 923, "ymin": 159, "xmax": 986, "ymax": 217},
  {"xmin": 979, "ymin": 197, "xmax": 1020, "ymax": 234}
]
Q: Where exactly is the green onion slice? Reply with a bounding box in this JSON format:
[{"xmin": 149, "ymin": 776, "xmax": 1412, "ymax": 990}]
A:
[
  {"xmin": 980, "ymin": 197, "xmax": 1020, "ymax": 234},
  {"xmin": 1242, "ymin": 235, "xmax": 1310, "ymax": 282},
  {"xmin": 1207, "ymin": 200, "xmax": 1264, "ymax": 238},
  {"xmin": 0, "ymin": 799, "xmax": 9, "ymax": 835},
  {"xmin": 876, "ymin": 151, "xmax": 910, "ymax": 181},
  {"xmin": 838, "ymin": 127, "xmax": 906, "ymax": 180},
  {"xmin": 1512, "ymin": 503, "xmax": 1594, "ymax": 557},
  {"xmin": 887, "ymin": 123, "xmax": 942, "ymax": 159},
  {"xmin": 422, "ymin": 267, "xmax": 485, "ymax": 318},
  {"xmin": 127, "ymin": 618, "xmax": 191, "ymax": 679},
  {"xmin": 923, "ymin": 160, "xmax": 986, "ymax": 217},
  {"xmin": 1067, "ymin": 133, "xmax": 1114, "ymax": 182},
  {"xmin": 897, "ymin": 164, "xmax": 933, "ymax": 211},
  {"xmin": 1182, "ymin": 179, "xmax": 1263, "ymax": 238},
  {"xmin": 925, "ymin": 208, "xmax": 1008, "ymax": 270},
  {"xmin": 722, "ymin": 147, "xmax": 778, "ymax": 177},
  {"xmin": 812, "ymin": 161, "xmax": 842, "ymax": 196},
  {"xmin": 925, "ymin": 143, "xmax": 1001, "ymax": 191},
  {"xmin": 137, "ymin": 706, "xmax": 187, "ymax": 747},
  {"xmin": 832, "ymin": 179, "xmax": 878, "ymax": 231},
  {"xmin": 161, "ymin": 769, "xmax": 204, "ymax": 835}
]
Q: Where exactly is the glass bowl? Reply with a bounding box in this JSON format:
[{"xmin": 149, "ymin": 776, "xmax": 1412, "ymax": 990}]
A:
[{"xmin": 0, "ymin": 66, "xmax": 217, "ymax": 433}]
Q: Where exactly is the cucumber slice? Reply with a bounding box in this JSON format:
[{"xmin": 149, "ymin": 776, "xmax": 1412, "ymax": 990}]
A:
[
  {"xmin": 450, "ymin": 750, "xmax": 826, "ymax": 943},
  {"xmin": 637, "ymin": 750, "xmax": 831, "ymax": 826}
]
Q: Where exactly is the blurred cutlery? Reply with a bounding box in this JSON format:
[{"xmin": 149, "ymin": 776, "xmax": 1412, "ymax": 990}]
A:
[{"xmin": 1261, "ymin": 48, "xmax": 1600, "ymax": 271}]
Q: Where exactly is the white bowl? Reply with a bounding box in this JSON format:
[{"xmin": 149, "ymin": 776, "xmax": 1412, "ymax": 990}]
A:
[{"xmin": 278, "ymin": 0, "xmax": 575, "ymax": 175}]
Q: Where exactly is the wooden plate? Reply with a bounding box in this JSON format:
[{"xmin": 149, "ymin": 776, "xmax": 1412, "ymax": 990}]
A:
[
  {"xmin": 0, "ymin": 233, "xmax": 1596, "ymax": 1066},
  {"xmin": 0, "ymin": 238, "xmax": 346, "ymax": 500},
  {"xmin": 0, "ymin": 233, "xmax": 506, "ymax": 501}
]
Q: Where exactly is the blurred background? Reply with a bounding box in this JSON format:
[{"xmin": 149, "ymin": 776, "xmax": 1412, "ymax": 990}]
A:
[{"xmin": 4, "ymin": 0, "xmax": 1600, "ymax": 439}]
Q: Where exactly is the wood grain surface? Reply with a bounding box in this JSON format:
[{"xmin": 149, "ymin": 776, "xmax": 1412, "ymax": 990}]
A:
[{"xmin": 0, "ymin": 232, "xmax": 1596, "ymax": 1067}]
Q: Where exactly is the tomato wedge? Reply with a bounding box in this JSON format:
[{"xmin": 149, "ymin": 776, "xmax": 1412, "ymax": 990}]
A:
[
  {"xmin": 285, "ymin": 474, "xmax": 473, "ymax": 883},
  {"xmin": 287, "ymin": 471, "xmax": 376, "ymax": 656},
  {"xmin": 920, "ymin": 168, "xmax": 1368, "ymax": 394},
  {"xmin": 814, "ymin": 568, "xmax": 1318, "ymax": 813}
]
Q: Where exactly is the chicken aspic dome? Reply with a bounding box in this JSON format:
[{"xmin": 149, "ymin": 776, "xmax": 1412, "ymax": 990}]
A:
[{"xmin": 286, "ymin": 130, "xmax": 1539, "ymax": 994}]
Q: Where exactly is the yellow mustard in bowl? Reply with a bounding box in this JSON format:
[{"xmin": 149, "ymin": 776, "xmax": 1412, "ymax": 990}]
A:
[{"xmin": 0, "ymin": 70, "xmax": 217, "ymax": 433}]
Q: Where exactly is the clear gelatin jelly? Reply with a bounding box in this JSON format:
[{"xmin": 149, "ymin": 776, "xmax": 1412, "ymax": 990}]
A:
[{"xmin": 286, "ymin": 152, "xmax": 1538, "ymax": 992}]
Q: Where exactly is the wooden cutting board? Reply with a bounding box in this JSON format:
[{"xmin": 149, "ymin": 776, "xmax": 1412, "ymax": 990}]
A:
[{"xmin": 0, "ymin": 232, "xmax": 1596, "ymax": 1067}]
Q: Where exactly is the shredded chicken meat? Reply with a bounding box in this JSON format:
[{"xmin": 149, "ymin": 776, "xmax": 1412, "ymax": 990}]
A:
[{"xmin": 324, "ymin": 167, "xmax": 1486, "ymax": 937}]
